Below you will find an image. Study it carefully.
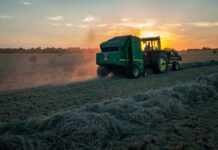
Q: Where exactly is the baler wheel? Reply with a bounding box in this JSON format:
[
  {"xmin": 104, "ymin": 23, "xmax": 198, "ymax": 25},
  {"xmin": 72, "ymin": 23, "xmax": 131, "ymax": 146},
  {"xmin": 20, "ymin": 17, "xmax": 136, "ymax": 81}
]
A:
[
  {"xmin": 126, "ymin": 64, "xmax": 140, "ymax": 79},
  {"xmin": 97, "ymin": 66, "xmax": 109, "ymax": 77}
]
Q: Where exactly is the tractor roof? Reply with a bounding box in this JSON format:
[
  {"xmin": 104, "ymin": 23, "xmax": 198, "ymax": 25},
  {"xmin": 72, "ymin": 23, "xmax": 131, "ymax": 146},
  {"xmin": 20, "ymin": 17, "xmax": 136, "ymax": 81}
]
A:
[{"xmin": 141, "ymin": 36, "xmax": 160, "ymax": 42}]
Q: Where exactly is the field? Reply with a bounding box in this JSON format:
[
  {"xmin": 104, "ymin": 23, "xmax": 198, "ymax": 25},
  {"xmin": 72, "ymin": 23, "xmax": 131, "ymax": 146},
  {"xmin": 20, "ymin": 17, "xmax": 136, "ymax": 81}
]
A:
[
  {"xmin": 0, "ymin": 51, "xmax": 218, "ymax": 149},
  {"xmin": 0, "ymin": 51, "xmax": 217, "ymax": 92},
  {"xmin": 0, "ymin": 53, "xmax": 97, "ymax": 92}
]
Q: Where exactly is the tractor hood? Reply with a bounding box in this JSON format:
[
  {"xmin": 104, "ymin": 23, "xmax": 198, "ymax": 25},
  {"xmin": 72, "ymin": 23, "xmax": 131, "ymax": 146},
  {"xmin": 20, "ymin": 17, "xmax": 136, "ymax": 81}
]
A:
[{"xmin": 100, "ymin": 35, "xmax": 132, "ymax": 49}]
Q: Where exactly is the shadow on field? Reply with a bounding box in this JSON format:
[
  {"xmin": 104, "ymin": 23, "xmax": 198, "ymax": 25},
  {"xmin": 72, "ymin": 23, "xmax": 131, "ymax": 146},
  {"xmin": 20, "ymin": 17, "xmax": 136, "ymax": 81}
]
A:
[{"xmin": 0, "ymin": 73, "xmax": 217, "ymax": 150}]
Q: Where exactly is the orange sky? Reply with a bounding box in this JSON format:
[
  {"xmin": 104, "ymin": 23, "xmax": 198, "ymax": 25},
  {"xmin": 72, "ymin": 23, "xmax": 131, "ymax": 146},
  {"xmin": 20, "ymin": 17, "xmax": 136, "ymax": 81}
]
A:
[{"xmin": 0, "ymin": 0, "xmax": 218, "ymax": 50}]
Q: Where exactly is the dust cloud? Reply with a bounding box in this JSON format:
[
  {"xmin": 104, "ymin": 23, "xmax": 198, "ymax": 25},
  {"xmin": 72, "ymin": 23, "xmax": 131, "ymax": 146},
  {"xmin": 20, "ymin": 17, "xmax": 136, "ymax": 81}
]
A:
[{"xmin": 0, "ymin": 53, "xmax": 98, "ymax": 92}]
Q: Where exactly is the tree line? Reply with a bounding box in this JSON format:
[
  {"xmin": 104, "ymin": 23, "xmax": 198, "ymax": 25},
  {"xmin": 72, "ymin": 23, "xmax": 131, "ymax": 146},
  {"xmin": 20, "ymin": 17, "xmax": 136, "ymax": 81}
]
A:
[
  {"xmin": 0, "ymin": 47, "xmax": 98, "ymax": 54},
  {"xmin": 0, "ymin": 47, "xmax": 217, "ymax": 54},
  {"xmin": 185, "ymin": 47, "xmax": 218, "ymax": 52}
]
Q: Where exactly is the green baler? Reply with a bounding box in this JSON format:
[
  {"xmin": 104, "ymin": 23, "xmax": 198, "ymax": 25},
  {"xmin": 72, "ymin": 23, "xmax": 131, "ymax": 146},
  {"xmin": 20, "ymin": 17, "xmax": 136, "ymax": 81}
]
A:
[{"xmin": 96, "ymin": 35, "xmax": 182, "ymax": 78}]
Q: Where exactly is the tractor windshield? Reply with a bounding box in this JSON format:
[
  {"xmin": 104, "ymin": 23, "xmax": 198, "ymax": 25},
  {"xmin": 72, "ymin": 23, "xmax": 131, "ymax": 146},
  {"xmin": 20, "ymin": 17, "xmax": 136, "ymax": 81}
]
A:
[{"xmin": 141, "ymin": 37, "xmax": 161, "ymax": 51}]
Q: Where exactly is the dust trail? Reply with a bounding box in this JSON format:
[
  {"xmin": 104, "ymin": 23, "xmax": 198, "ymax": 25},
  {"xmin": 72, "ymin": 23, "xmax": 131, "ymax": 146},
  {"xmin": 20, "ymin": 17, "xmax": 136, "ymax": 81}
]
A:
[
  {"xmin": 0, "ymin": 53, "xmax": 97, "ymax": 92},
  {"xmin": 0, "ymin": 73, "xmax": 217, "ymax": 150}
]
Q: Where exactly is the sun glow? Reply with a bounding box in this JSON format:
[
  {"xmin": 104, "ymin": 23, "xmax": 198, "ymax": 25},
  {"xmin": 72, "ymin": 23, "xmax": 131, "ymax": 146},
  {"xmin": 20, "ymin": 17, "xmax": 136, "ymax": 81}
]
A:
[{"xmin": 140, "ymin": 31, "xmax": 171, "ymax": 49}]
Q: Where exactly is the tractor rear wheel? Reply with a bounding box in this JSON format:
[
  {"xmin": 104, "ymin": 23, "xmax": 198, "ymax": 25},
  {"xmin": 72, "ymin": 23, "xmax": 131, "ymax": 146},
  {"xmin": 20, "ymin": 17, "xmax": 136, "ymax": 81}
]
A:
[
  {"xmin": 153, "ymin": 54, "xmax": 168, "ymax": 73},
  {"xmin": 172, "ymin": 61, "xmax": 180, "ymax": 71},
  {"xmin": 97, "ymin": 66, "xmax": 109, "ymax": 77},
  {"xmin": 126, "ymin": 64, "xmax": 140, "ymax": 79}
]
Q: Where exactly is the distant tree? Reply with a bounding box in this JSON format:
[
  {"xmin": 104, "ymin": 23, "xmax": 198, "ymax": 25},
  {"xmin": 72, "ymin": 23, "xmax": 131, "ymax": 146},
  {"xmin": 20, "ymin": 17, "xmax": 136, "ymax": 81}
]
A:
[{"xmin": 202, "ymin": 47, "xmax": 211, "ymax": 51}]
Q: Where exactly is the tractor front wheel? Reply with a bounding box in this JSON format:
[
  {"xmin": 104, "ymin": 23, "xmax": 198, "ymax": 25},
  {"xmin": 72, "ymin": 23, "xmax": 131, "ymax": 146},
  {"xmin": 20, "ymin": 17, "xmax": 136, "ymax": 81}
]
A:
[
  {"xmin": 126, "ymin": 64, "xmax": 140, "ymax": 79},
  {"xmin": 172, "ymin": 61, "xmax": 180, "ymax": 71},
  {"xmin": 97, "ymin": 66, "xmax": 109, "ymax": 77}
]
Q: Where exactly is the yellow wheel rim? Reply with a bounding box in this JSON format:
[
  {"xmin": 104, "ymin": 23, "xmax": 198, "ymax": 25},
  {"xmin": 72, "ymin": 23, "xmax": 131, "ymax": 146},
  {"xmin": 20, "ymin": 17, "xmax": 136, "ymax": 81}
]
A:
[
  {"xmin": 159, "ymin": 58, "xmax": 167, "ymax": 71},
  {"xmin": 176, "ymin": 64, "xmax": 179, "ymax": 70}
]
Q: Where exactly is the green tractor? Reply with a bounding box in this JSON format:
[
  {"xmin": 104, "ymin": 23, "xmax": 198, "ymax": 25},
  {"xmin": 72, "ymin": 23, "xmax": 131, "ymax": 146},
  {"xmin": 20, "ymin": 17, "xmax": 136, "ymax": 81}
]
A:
[{"xmin": 96, "ymin": 35, "xmax": 182, "ymax": 78}]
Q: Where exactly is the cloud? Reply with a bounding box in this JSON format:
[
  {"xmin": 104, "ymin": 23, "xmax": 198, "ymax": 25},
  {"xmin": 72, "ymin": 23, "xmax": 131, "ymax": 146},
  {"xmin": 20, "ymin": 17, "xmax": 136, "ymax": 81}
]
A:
[
  {"xmin": 22, "ymin": 1, "xmax": 31, "ymax": 5},
  {"xmin": 0, "ymin": 15, "xmax": 14, "ymax": 19},
  {"xmin": 190, "ymin": 22, "xmax": 218, "ymax": 27},
  {"xmin": 121, "ymin": 18, "xmax": 133, "ymax": 22},
  {"xmin": 83, "ymin": 15, "xmax": 100, "ymax": 23},
  {"xmin": 118, "ymin": 22, "xmax": 155, "ymax": 28},
  {"xmin": 95, "ymin": 23, "xmax": 108, "ymax": 28},
  {"xmin": 48, "ymin": 23, "xmax": 60, "ymax": 26},
  {"xmin": 77, "ymin": 25, "xmax": 88, "ymax": 28},
  {"xmin": 65, "ymin": 23, "xmax": 73, "ymax": 27},
  {"xmin": 47, "ymin": 16, "xmax": 64, "ymax": 21},
  {"xmin": 164, "ymin": 23, "xmax": 181, "ymax": 27}
]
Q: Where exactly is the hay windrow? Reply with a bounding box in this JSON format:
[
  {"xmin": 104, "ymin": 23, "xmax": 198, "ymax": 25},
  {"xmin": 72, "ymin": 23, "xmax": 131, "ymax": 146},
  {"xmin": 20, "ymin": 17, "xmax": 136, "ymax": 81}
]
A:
[
  {"xmin": 182, "ymin": 60, "xmax": 218, "ymax": 70},
  {"xmin": 0, "ymin": 73, "xmax": 218, "ymax": 150}
]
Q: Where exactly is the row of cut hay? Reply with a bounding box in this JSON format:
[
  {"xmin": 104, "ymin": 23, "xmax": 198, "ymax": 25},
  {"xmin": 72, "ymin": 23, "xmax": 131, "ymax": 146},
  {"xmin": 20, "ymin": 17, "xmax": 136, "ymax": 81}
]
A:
[
  {"xmin": 0, "ymin": 73, "xmax": 218, "ymax": 150},
  {"xmin": 182, "ymin": 60, "xmax": 218, "ymax": 70}
]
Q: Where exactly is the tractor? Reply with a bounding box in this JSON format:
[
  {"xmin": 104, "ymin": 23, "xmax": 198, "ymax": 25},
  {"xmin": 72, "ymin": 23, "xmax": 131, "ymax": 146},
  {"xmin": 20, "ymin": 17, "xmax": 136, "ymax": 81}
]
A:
[{"xmin": 96, "ymin": 35, "xmax": 182, "ymax": 78}]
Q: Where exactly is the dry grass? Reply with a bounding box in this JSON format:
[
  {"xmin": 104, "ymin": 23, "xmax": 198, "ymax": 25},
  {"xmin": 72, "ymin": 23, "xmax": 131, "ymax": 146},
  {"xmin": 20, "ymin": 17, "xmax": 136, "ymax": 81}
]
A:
[
  {"xmin": 0, "ymin": 73, "xmax": 217, "ymax": 150},
  {"xmin": 0, "ymin": 51, "xmax": 218, "ymax": 149},
  {"xmin": 0, "ymin": 64, "xmax": 218, "ymax": 123},
  {"xmin": 180, "ymin": 51, "xmax": 218, "ymax": 63},
  {"xmin": 0, "ymin": 51, "xmax": 217, "ymax": 92},
  {"xmin": 182, "ymin": 60, "xmax": 218, "ymax": 69}
]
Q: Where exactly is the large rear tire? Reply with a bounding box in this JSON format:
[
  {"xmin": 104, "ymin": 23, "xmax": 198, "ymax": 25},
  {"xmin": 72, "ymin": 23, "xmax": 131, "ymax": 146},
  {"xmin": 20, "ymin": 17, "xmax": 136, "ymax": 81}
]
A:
[
  {"xmin": 97, "ymin": 66, "xmax": 109, "ymax": 77},
  {"xmin": 152, "ymin": 54, "xmax": 168, "ymax": 73},
  {"xmin": 126, "ymin": 64, "xmax": 140, "ymax": 79}
]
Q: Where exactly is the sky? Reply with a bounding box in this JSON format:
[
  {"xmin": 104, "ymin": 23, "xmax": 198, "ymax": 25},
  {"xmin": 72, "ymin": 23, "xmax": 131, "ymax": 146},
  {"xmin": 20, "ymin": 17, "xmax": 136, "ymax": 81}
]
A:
[{"xmin": 0, "ymin": 0, "xmax": 217, "ymax": 50}]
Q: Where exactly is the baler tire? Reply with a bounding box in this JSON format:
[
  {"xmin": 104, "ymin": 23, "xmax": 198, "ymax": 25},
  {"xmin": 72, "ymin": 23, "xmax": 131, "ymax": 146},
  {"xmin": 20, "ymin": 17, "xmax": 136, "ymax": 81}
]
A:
[
  {"xmin": 126, "ymin": 64, "xmax": 140, "ymax": 79},
  {"xmin": 97, "ymin": 66, "xmax": 109, "ymax": 77},
  {"xmin": 143, "ymin": 68, "xmax": 153, "ymax": 76}
]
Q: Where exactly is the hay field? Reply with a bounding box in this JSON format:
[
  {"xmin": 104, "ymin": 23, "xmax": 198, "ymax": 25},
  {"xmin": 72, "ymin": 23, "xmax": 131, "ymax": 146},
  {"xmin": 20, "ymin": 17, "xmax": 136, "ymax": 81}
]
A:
[
  {"xmin": 180, "ymin": 51, "xmax": 218, "ymax": 62},
  {"xmin": 0, "ymin": 51, "xmax": 217, "ymax": 92},
  {"xmin": 0, "ymin": 51, "xmax": 218, "ymax": 150}
]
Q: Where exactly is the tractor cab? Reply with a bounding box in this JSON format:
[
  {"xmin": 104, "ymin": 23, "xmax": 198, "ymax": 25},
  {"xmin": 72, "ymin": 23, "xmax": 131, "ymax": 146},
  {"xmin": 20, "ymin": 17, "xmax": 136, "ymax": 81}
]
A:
[
  {"xmin": 141, "ymin": 36, "xmax": 161, "ymax": 51},
  {"xmin": 141, "ymin": 36, "xmax": 162, "ymax": 64}
]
